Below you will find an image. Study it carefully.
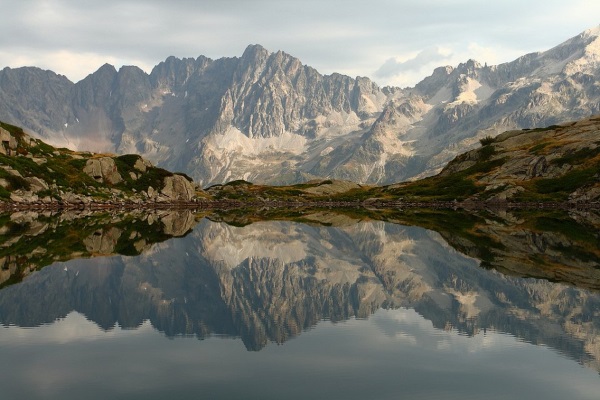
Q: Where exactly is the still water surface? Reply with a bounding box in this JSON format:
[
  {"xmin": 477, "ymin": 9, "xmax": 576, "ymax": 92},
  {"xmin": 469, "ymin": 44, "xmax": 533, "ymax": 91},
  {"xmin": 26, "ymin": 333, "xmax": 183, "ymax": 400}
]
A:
[{"xmin": 0, "ymin": 210, "xmax": 599, "ymax": 399}]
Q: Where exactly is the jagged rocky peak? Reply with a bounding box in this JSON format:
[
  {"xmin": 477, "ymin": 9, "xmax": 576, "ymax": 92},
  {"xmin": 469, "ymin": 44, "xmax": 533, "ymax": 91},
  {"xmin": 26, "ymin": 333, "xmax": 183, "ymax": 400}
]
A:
[
  {"xmin": 414, "ymin": 65, "xmax": 455, "ymax": 97},
  {"xmin": 0, "ymin": 66, "xmax": 73, "ymax": 89},
  {"xmin": 455, "ymin": 59, "xmax": 482, "ymax": 77},
  {"xmin": 1, "ymin": 27, "xmax": 600, "ymax": 186},
  {"xmin": 150, "ymin": 55, "xmax": 211, "ymax": 88},
  {"xmin": 94, "ymin": 62, "xmax": 119, "ymax": 76},
  {"xmin": 242, "ymin": 43, "xmax": 271, "ymax": 62},
  {"xmin": 216, "ymin": 43, "xmax": 385, "ymax": 139},
  {"xmin": 73, "ymin": 63, "xmax": 118, "ymax": 107}
]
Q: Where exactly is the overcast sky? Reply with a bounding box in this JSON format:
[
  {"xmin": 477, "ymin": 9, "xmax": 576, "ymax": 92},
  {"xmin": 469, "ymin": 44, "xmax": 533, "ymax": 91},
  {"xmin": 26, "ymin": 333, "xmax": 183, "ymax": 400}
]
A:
[{"xmin": 1, "ymin": 0, "xmax": 599, "ymax": 87}]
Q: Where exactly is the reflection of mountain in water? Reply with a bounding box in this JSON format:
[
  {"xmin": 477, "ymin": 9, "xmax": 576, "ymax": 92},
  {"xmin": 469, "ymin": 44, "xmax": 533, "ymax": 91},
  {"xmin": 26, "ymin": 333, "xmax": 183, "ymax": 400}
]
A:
[{"xmin": 0, "ymin": 217, "xmax": 599, "ymax": 372}]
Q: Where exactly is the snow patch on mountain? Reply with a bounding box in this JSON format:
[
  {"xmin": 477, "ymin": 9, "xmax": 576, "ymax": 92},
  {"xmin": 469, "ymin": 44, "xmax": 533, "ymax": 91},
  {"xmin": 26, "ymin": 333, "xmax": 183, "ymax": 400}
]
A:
[
  {"xmin": 209, "ymin": 127, "xmax": 307, "ymax": 156},
  {"xmin": 313, "ymin": 110, "xmax": 363, "ymax": 137},
  {"xmin": 200, "ymin": 222, "xmax": 309, "ymax": 268},
  {"xmin": 449, "ymin": 77, "xmax": 482, "ymax": 105}
]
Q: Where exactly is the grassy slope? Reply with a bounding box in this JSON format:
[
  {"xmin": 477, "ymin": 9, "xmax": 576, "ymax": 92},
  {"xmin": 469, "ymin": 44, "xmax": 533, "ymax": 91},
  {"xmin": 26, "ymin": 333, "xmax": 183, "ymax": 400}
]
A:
[{"xmin": 0, "ymin": 121, "xmax": 195, "ymax": 201}]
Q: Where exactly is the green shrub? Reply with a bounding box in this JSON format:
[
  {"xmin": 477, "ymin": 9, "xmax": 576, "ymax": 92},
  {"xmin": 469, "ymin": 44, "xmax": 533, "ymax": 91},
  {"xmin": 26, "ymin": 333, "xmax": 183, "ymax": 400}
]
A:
[
  {"xmin": 479, "ymin": 136, "xmax": 495, "ymax": 146},
  {"xmin": 116, "ymin": 154, "xmax": 143, "ymax": 168},
  {"xmin": 478, "ymin": 145, "xmax": 496, "ymax": 161}
]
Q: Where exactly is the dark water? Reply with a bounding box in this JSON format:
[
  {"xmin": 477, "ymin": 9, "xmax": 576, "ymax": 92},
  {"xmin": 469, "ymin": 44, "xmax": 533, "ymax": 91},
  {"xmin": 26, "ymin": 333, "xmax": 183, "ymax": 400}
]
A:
[{"xmin": 0, "ymin": 209, "xmax": 599, "ymax": 399}]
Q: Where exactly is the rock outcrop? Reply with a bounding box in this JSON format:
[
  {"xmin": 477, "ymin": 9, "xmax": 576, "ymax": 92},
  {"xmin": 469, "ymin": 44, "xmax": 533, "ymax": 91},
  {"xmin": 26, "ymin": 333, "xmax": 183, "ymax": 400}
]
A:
[
  {"xmin": 161, "ymin": 175, "xmax": 195, "ymax": 201},
  {"xmin": 83, "ymin": 157, "xmax": 123, "ymax": 185},
  {"xmin": 0, "ymin": 121, "xmax": 204, "ymax": 205},
  {"xmin": 442, "ymin": 116, "xmax": 600, "ymax": 202}
]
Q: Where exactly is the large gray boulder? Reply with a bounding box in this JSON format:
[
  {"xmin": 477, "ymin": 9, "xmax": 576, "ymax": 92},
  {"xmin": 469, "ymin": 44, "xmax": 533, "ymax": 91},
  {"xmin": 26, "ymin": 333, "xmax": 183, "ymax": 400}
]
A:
[
  {"xmin": 161, "ymin": 174, "xmax": 195, "ymax": 201},
  {"xmin": 0, "ymin": 127, "xmax": 18, "ymax": 155},
  {"xmin": 83, "ymin": 157, "xmax": 123, "ymax": 185}
]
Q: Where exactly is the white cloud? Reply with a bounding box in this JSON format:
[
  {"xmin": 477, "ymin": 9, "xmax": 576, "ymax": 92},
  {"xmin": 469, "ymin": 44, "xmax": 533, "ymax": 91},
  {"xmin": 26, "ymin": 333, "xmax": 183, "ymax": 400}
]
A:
[
  {"xmin": 374, "ymin": 47, "xmax": 454, "ymax": 87},
  {"xmin": 0, "ymin": 49, "xmax": 154, "ymax": 82},
  {"xmin": 1, "ymin": 1, "xmax": 599, "ymax": 86}
]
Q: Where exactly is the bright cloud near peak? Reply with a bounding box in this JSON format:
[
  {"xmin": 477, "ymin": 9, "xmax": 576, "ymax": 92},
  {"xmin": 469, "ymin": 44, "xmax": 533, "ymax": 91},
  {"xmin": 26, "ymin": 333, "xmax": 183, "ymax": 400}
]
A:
[{"xmin": 0, "ymin": 1, "xmax": 599, "ymax": 87}]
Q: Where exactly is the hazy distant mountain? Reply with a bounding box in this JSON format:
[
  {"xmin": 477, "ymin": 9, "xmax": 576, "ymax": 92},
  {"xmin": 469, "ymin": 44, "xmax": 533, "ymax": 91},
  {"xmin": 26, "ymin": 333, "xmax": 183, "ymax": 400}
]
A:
[{"xmin": 0, "ymin": 26, "xmax": 599, "ymax": 186}]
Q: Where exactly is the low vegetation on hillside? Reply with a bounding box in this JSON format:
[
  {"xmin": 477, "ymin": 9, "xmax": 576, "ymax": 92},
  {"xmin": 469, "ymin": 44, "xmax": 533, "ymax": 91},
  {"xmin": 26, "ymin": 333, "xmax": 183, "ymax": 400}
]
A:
[
  {"xmin": 0, "ymin": 121, "xmax": 200, "ymax": 204},
  {"xmin": 1, "ymin": 115, "xmax": 599, "ymax": 207}
]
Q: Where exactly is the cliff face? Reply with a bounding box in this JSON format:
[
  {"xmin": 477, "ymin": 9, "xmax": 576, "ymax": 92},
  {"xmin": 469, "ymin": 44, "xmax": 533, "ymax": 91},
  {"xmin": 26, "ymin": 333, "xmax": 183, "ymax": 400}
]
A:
[{"xmin": 1, "ymin": 27, "xmax": 599, "ymax": 186}]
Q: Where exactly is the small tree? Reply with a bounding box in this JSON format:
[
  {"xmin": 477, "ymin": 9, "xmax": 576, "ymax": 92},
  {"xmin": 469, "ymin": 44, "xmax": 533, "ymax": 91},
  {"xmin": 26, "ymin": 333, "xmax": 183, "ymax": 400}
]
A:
[{"xmin": 479, "ymin": 136, "xmax": 494, "ymax": 146}]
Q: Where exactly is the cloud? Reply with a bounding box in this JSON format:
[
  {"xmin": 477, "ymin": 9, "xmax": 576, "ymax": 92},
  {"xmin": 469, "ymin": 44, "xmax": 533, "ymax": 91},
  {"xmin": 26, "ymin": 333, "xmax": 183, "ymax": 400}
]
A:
[
  {"xmin": 374, "ymin": 47, "xmax": 453, "ymax": 79},
  {"xmin": 1, "ymin": 0, "xmax": 600, "ymax": 86}
]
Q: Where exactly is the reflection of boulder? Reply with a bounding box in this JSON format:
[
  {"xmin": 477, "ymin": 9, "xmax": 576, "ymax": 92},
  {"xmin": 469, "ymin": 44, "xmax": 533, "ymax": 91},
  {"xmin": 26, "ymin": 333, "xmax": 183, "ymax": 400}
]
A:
[
  {"xmin": 0, "ymin": 256, "xmax": 18, "ymax": 285},
  {"xmin": 158, "ymin": 210, "xmax": 196, "ymax": 236},
  {"xmin": 84, "ymin": 227, "xmax": 122, "ymax": 254}
]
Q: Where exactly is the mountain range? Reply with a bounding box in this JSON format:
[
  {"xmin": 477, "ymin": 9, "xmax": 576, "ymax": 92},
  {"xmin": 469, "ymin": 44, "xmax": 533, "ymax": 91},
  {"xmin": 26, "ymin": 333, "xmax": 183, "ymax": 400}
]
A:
[{"xmin": 1, "ymin": 26, "xmax": 599, "ymax": 186}]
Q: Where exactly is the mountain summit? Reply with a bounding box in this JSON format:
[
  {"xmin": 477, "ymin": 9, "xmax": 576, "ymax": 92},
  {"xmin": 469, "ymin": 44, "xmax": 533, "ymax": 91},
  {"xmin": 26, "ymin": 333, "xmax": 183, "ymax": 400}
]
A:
[{"xmin": 1, "ymin": 27, "xmax": 599, "ymax": 186}]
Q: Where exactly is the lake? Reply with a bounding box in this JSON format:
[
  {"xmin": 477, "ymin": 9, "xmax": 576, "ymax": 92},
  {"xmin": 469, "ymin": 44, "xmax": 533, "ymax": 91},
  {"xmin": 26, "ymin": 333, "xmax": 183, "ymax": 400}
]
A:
[{"xmin": 0, "ymin": 208, "xmax": 599, "ymax": 399}]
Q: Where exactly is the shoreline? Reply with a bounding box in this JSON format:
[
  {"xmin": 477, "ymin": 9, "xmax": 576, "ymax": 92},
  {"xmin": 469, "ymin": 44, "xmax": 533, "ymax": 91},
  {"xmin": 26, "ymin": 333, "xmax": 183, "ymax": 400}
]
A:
[{"xmin": 1, "ymin": 199, "xmax": 599, "ymax": 211}]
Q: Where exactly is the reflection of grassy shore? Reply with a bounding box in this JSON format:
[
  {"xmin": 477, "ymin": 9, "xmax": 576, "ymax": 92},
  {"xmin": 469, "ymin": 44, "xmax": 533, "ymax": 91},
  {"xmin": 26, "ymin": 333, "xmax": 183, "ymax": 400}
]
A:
[
  {"xmin": 210, "ymin": 206, "xmax": 600, "ymax": 291},
  {"xmin": 0, "ymin": 210, "xmax": 207, "ymax": 288}
]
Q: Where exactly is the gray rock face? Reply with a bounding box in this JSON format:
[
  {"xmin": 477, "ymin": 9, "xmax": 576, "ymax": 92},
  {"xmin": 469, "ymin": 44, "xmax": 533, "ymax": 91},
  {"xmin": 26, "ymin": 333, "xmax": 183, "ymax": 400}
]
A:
[
  {"xmin": 83, "ymin": 157, "xmax": 123, "ymax": 185},
  {"xmin": 1, "ymin": 27, "xmax": 599, "ymax": 186},
  {"xmin": 0, "ymin": 127, "xmax": 18, "ymax": 155},
  {"xmin": 84, "ymin": 227, "xmax": 122, "ymax": 254},
  {"xmin": 25, "ymin": 177, "xmax": 49, "ymax": 192},
  {"xmin": 161, "ymin": 174, "xmax": 195, "ymax": 201},
  {"xmin": 158, "ymin": 210, "xmax": 196, "ymax": 236}
]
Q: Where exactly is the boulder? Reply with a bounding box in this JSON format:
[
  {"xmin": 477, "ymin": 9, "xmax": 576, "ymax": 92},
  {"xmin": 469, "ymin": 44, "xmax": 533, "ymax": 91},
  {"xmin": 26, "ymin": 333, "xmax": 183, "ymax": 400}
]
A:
[
  {"xmin": 0, "ymin": 127, "xmax": 18, "ymax": 155},
  {"xmin": 161, "ymin": 175, "xmax": 195, "ymax": 201},
  {"xmin": 25, "ymin": 177, "xmax": 49, "ymax": 193},
  {"xmin": 83, "ymin": 157, "xmax": 122, "ymax": 185},
  {"xmin": 134, "ymin": 158, "xmax": 152, "ymax": 172},
  {"xmin": 10, "ymin": 191, "xmax": 38, "ymax": 203}
]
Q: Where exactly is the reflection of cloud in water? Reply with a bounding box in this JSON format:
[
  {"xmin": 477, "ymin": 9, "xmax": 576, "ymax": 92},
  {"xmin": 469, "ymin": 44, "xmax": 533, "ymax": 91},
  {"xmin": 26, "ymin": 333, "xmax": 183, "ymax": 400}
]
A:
[
  {"xmin": 374, "ymin": 308, "xmax": 528, "ymax": 354},
  {"xmin": 0, "ymin": 311, "xmax": 154, "ymax": 345}
]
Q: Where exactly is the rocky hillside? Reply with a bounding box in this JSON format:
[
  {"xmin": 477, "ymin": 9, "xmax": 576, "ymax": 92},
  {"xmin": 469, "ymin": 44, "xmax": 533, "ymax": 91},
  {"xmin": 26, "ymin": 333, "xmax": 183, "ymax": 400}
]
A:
[
  {"xmin": 3, "ymin": 113, "xmax": 599, "ymax": 207},
  {"xmin": 0, "ymin": 26, "xmax": 599, "ymax": 186},
  {"xmin": 368, "ymin": 115, "xmax": 600, "ymax": 203},
  {"xmin": 204, "ymin": 115, "xmax": 600, "ymax": 205},
  {"xmin": 0, "ymin": 121, "xmax": 199, "ymax": 206}
]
